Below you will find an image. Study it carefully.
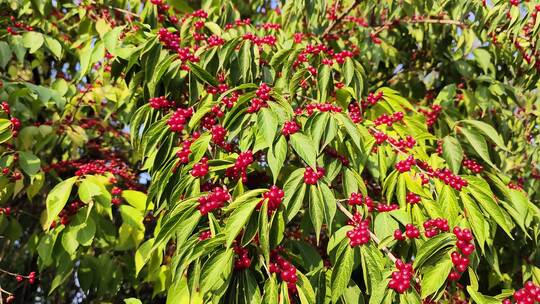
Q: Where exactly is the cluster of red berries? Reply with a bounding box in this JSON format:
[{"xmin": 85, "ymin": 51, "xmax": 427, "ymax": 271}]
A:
[
  {"xmin": 373, "ymin": 131, "xmax": 389, "ymax": 144},
  {"xmin": 260, "ymin": 22, "xmax": 281, "ymax": 31},
  {"xmin": 206, "ymin": 34, "xmax": 225, "ymax": 47},
  {"xmin": 206, "ymin": 84, "xmax": 229, "ymax": 95},
  {"xmin": 503, "ymin": 281, "xmax": 540, "ymax": 304},
  {"xmin": 423, "ymin": 218, "xmax": 450, "ymax": 238},
  {"xmin": 394, "ymin": 224, "xmax": 420, "ymax": 240},
  {"xmin": 433, "ymin": 168, "xmax": 468, "ymax": 191},
  {"xmin": 282, "ymin": 121, "xmax": 300, "ymax": 136},
  {"xmin": 177, "ymin": 136, "xmax": 197, "ymax": 164},
  {"xmin": 416, "ymin": 161, "xmax": 468, "ymax": 191},
  {"xmin": 15, "ymin": 271, "xmax": 36, "ymax": 284},
  {"xmin": 6, "ymin": 16, "xmax": 33, "ymax": 35},
  {"xmin": 346, "ymin": 216, "xmax": 371, "ymax": 247},
  {"xmin": 221, "ymin": 91, "xmax": 239, "ymax": 108},
  {"xmin": 190, "ymin": 157, "xmax": 209, "ymax": 177},
  {"xmin": 347, "ymin": 192, "xmax": 375, "ymax": 211},
  {"xmin": 508, "ymin": 181, "xmax": 524, "ymax": 190},
  {"xmin": 233, "ymin": 245, "xmax": 252, "ymax": 270},
  {"xmin": 332, "ymin": 50, "xmax": 355, "ymax": 64},
  {"xmin": 0, "ymin": 207, "xmax": 11, "ymax": 216},
  {"xmin": 111, "ymin": 186, "xmax": 123, "ymax": 206},
  {"xmin": 75, "ymin": 158, "xmax": 135, "ymax": 180},
  {"xmin": 419, "ymin": 104, "xmax": 442, "ymax": 127},
  {"xmin": 52, "ymin": 200, "xmax": 84, "ymax": 227},
  {"xmin": 226, "ymin": 151, "xmax": 254, "ymax": 183},
  {"xmin": 211, "ymin": 125, "xmax": 227, "ymax": 147},
  {"xmin": 324, "ymin": 147, "xmax": 350, "ymax": 166},
  {"xmin": 388, "ymin": 259, "xmax": 414, "ymax": 293},
  {"xmin": 360, "ymin": 91, "xmax": 384, "ymax": 110},
  {"xmin": 259, "ymin": 185, "xmax": 285, "ymax": 212},
  {"xmin": 149, "ymin": 96, "xmax": 172, "ymax": 109},
  {"xmin": 293, "ymin": 44, "xmax": 328, "ymax": 68},
  {"xmin": 388, "ymin": 135, "xmax": 417, "ymax": 153},
  {"xmin": 406, "ymin": 192, "xmax": 421, "ymax": 204},
  {"xmin": 2, "ymin": 167, "xmax": 21, "ymax": 181},
  {"xmin": 198, "ymin": 230, "xmax": 212, "ymax": 241},
  {"xmin": 395, "ymin": 156, "xmax": 416, "ymax": 173},
  {"xmin": 462, "ymin": 157, "xmax": 483, "ymax": 173},
  {"xmin": 242, "ymin": 33, "xmax": 277, "ymax": 47},
  {"xmin": 376, "ymin": 203, "xmax": 399, "ymax": 212},
  {"xmin": 167, "ymin": 108, "xmax": 193, "ymax": 133},
  {"xmin": 373, "ymin": 112, "xmax": 404, "ymax": 127},
  {"xmin": 295, "ymin": 103, "xmax": 342, "ymax": 116},
  {"xmin": 436, "ymin": 140, "xmax": 443, "ymax": 155},
  {"xmin": 345, "ymin": 16, "xmax": 369, "ymax": 27},
  {"xmin": 224, "ymin": 18, "xmax": 252, "ymax": 30},
  {"xmin": 448, "ymin": 227, "xmax": 475, "ymax": 281},
  {"xmin": 303, "ymin": 167, "xmax": 325, "ymax": 184},
  {"xmin": 10, "ymin": 117, "xmax": 21, "ymax": 136},
  {"xmin": 197, "ymin": 186, "xmax": 231, "ymax": 215},
  {"xmin": 269, "ymin": 251, "xmax": 298, "ymax": 292},
  {"xmin": 348, "ymin": 102, "xmax": 363, "ymax": 123},
  {"xmin": 1, "ymin": 101, "xmax": 10, "ymax": 114},
  {"xmin": 247, "ymin": 83, "xmax": 272, "ymax": 113},
  {"xmin": 157, "ymin": 28, "xmax": 198, "ymax": 69}
]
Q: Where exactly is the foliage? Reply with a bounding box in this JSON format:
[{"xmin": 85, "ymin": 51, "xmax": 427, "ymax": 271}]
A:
[{"xmin": 0, "ymin": 0, "xmax": 540, "ymax": 303}]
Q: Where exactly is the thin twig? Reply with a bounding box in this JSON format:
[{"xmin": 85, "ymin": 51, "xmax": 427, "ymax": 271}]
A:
[
  {"xmin": 322, "ymin": 0, "xmax": 362, "ymax": 37},
  {"xmin": 336, "ymin": 201, "xmax": 398, "ymax": 263}
]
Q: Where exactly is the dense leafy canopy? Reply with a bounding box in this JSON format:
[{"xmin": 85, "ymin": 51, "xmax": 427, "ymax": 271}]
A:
[{"xmin": 0, "ymin": 0, "xmax": 540, "ymax": 303}]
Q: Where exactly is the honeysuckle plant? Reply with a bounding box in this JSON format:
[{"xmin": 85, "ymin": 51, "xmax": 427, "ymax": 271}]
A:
[{"xmin": 0, "ymin": 0, "xmax": 539, "ymax": 303}]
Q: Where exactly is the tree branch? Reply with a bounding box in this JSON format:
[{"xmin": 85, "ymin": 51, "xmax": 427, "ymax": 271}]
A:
[{"xmin": 322, "ymin": 0, "xmax": 362, "ymax": 37}]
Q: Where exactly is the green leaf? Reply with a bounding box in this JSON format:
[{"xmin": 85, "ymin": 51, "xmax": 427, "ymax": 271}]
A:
[
  {"xmin": 154, "ymin": 206, "xmax": 201, "ymax": 249},
  {"xmin": 22, "ymin": 31, "xmax": 44, "ymax": 53},
  {"xmin": 290, "ymin": 133, "xmax": 317, "ymax": 169},
  {"xmin": 124, "ymin": 298, "xmax": 143, "ymax": 304},
  {"xmin": 460, "ymin": 120, "xmax": 507, "ymax": 150},
  {"xmin": 331, "ymin": 244, "xmax": 355, "ymax": 302},
  {"xmin": 420, "ymin": 257, "xmax": 452, "ymax": 298},
  {"xmin": 442, "ymin": 136, "xmax": 463, "ymax": 174},
  {"xmin": 224, "ymin": 199, "xmax": 261, "ymax": 247},
  {"xmin": 121, "ymin": 190, "xmax": 148, "ymax": 211},
  {"xmin": 343, "ymin": 58, "xmax": 355, "ymax": 86},
  {"xmin": 466, "ymin": 177, "xmax": 513, "ymax": 237},
  {"xmin": 263, "ymin": 276, "xmax": 279, "ymax": 304},
  {"xmin": 413, "ymin": 233, "xmax": 455, "ymax": 269},
  {"xmin": 318, "ymin": 64, "xmax": 332, "ymax": 99},
  {"xmin": 473, "ymin": 48, "xmax": 492, "ymax": 74},
  {"xmin": 200, "ymin": 249, "xmax": 234, "ymax": 293},
  {"xmin": 466, "ymin": 287, "xmax": 501, "ymax": 304},
  {"xmin": 258, "ymin": 108, "xmax": 278, "ymax": 148},
  {"xmin": 188, "ymin": 62, "xmax": 219, "ymax": 86},
  {"xmin": 267, "ymin": 135, "xmax": 287, "ymax": 183},
  {"xmin": 460, "ymin": 192, "xmax": 486, "ymax": 252},
  {"xmin": 374, "ymin": 212, "xmax": 399, "ymax": 241},
  {"xmin": 43, "ymin": 177, "xmax": 78, "ymax": 230},
  {"xmin": 334, "ymin": 113, "xmax": 363, "ymax": 153},
  {"xmin": 44, "ymin": 36, "xmax": 62, "ymax": 59},
  {"xmin": 309, "ymin": 185, "xmax": 324, "ymax": 242},
  {"xmin": 18, "ymin": 151, "xmax": 41, "ymax": 176},
  {"xmin": 0, "ymin": 41, "xmax": 12, "ymax": 69},
  {"xmin": 239, "ymin": 41, "xmax": 252, "ymax": 82},
  {"xmin": 319, "ymin": 183, "xmax": 336, "ymax": 235},
  {"xmin": 459, "ymin": 127, "xmax": 495, "ymax": 167}
]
